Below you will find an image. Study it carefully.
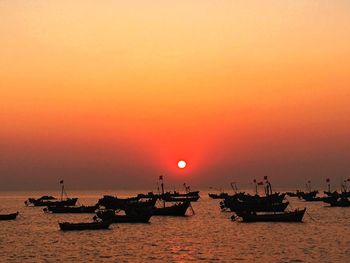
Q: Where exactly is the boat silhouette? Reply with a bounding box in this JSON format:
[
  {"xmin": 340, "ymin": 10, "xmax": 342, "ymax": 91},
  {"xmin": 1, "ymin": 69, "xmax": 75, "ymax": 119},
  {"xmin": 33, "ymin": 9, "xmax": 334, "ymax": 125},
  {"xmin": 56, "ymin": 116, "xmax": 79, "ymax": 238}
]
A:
[
  {"xmin": 25, "ymin": 180, "xmax": 78, "ymax": 207},
  {"xmin": 44, "ymin": 205, "xmax": 98, "ymax": 213},
  {"xmin": 0, "ymin": 212, "xmax": 19, "ymax": 221},
  {"xmin": 59, "ymin": 220, "xmax": 111, "ymax": 231},
  {"xmin": 234, "ymin": 208, "xmax": 306, "ymax": 222}
]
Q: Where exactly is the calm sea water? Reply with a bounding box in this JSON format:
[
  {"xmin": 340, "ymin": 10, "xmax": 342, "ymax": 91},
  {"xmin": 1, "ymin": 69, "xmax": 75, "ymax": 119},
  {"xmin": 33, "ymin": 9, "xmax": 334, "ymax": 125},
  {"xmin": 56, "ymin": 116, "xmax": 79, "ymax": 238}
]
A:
[{"xmin": 1, "ymin": 190, "xmax": 350, "ymax": 263}]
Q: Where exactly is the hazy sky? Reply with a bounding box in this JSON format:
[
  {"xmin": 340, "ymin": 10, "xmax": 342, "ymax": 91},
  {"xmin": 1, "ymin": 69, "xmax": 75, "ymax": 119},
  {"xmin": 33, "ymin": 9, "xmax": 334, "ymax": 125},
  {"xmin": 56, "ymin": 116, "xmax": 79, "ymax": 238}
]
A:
[{"xmin": 1, "ymin": 1, "xmax": 350, "ymax": 190}]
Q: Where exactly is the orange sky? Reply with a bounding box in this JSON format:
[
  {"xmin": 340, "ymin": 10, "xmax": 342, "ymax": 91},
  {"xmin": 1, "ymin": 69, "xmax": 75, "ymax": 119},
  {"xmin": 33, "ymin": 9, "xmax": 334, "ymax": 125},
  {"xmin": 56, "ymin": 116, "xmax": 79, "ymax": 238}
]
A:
[{"xmin": 1, "ymin": 1, "xmax": 350, "ymax": 190}]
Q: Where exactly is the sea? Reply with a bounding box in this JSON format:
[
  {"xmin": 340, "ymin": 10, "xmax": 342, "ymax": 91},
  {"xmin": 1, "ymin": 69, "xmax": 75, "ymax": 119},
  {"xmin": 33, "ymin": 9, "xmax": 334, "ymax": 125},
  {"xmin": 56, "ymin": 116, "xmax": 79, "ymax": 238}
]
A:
[{"xmin": 0, "ymin": 190, "xmax": 349, "ymax": 263}]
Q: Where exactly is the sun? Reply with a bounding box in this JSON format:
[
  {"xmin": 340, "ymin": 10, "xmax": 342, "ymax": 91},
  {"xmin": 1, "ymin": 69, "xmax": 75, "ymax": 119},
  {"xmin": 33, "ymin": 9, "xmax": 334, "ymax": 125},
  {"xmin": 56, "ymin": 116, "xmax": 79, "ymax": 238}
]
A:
[{"xmin": 178, "ymin": 160, "xmax": 186, "ymax": 169}]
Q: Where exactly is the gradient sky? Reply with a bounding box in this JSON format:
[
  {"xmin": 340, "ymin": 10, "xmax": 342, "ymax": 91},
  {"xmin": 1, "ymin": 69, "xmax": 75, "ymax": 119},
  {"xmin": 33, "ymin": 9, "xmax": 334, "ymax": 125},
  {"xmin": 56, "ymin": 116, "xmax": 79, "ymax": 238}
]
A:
[{"xmin": 1, "ymin": 1, "xmax": 350, "ymax": 190}]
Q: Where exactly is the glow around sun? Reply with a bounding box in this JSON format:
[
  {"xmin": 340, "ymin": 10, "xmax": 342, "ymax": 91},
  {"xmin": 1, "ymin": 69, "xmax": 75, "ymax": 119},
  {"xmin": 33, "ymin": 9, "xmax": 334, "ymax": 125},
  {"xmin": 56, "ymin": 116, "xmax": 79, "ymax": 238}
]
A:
[{"xmin": 178, "ymin": 160, "xmax": 186, "ymax": 169}]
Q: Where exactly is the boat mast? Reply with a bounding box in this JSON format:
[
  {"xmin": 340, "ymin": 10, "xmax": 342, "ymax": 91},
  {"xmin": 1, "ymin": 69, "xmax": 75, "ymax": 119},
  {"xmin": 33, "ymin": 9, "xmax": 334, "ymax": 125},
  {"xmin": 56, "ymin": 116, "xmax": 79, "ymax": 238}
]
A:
[
  {"xmin": 253, "ymin": 179, "xmax": 257, "ymax": 195},
  {"xmin": 60, "ymin": 180, "xmax": 64, "ymax": 201},
  {"xmin": 326, "ymin": 178, "xmax": 330, "ymax": 192},
  {"xmin": 159, "ymin": 175, "xmax": 165, "ymax": 208},
  {"xmin": 230, "ymin": 182, "xmax": 238, "ymax": 194}
]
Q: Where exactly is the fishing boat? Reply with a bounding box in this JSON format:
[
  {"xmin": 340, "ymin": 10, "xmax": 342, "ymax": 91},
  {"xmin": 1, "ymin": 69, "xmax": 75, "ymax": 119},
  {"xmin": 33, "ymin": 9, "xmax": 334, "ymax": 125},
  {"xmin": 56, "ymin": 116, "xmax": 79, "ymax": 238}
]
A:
[
  {"xmin": 158, "ymin": 184, "xmax": 200, "ymax": 202},
  {"xmin": 25, "ymin": 195, "xmax": 55, "ymax": 206},
  {"xmin": 152, "ymin": 176, "xmax": 193, "ymax": 216},
  {"xmin": 59, "ymin": 221, "xmax": 111, "ymax": 231},
  {"xmin": 26, "ymin": 198, "xmax": 78, "ymax": 207},
  {"xmin": 285, "ymin": 191, "xmax": 300, "ymax": 197},
  {"xmin": 166, "ymin": 190, "xmax": 200, "ymax": 197},
  {"xmin": 0, "ymin": 212, "xmax": 19, "ymax": 221},
  {"xmin": 137, "ymin": 184, "xmax": 199, "ymax": 202},
  {"xmin": 94, "ymin": 209, "xmax": 152, "ymax": 223},
  {"xmin": 241, "ymin": 193, "xmax": 286, "ymax": 203},
  {"xmin": 153, "ymin": 201, "xmax": 190, "ymax": 216},
  {"xmin": 234, "ymin": 208, "xmax": 306, "ymax": 223},
  {"xmin": 25, "ymin": 180, "xmax": 78, "ymax": 207},
  {"xmin": 341, "ymin": 191, "xmax": 350, "ymax": 198},
  {"xmin": 298, "ymin": 181, "xmax": 320, "ymax": 201},
  {"xmin": 209, "ymin": 182, "xmax": 243, "ymax": 200},
  {"xmin": 97, "ymin": 195, "xmax": 157, "ymax": 210},
  {"xmin": 221, "ymin": 200, "xmax": 289, "ymax": 213},
  {"xmin": 324, "ymin": 197, "xmax": 350, "ymax": 207},
  {"xmin": 302, "ymin": 196, "xmax": 322, "ymax": 202},
  {"xmin": 44, "ymin": 205, "xmax": 98, "ymax": 213},
  {"xmin": 222, "ymin": 192, "xmax": 286, "ymax": 211}
]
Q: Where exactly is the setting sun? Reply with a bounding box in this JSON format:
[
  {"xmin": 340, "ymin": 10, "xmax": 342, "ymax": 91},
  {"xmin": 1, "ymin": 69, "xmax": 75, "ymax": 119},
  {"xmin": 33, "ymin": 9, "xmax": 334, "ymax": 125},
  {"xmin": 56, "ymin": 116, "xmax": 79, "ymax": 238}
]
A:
[{"xmin": 178, "ymin": 160, "xmax": 186, "ymax": 169}]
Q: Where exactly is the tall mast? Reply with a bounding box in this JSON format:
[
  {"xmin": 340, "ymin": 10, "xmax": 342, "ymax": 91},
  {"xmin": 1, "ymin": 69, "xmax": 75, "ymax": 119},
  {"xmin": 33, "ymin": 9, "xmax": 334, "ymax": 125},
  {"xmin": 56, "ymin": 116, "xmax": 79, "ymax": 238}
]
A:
[
  {"xmin": 60, "ymin": 180, "xmax": 64, "ymax": 201},
  {"xmin": 159, "ymin": 175, "xmax": 165, "ymax": 208},
  {"xmin": 253, "ymin": 179, "xmax": 257, "ymax": 195},
  {"xmin": 160, "ymin": 176, "xmax": 164, "ymax": 195},
  {"xmin": 326, "ymin": 178, "xmax": 330, "ymax": 192}
]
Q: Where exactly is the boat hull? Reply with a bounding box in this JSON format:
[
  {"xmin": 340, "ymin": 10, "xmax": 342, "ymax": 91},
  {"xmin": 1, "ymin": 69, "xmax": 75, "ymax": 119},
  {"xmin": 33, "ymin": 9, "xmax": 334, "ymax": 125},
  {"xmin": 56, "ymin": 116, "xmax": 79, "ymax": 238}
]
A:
[
  {"xmin": 237, "ymin": 209, "xmax": 306, "ymax": 223},
  {"xmin": 153, "ymin": 202, "xmax": 190, "ymax": 216},
  {"xmin": 59, "ymin": 221, "xmax": 111, "ymax": 231},
  {"xmin": 225, "ymin": 201, "xmax": 289, "ymax": 213},
  {"xmin": 327, "ymin": 198, "xmax": 350, "ymax": 207},
  {"xmin": 97, "ymin": 196, "xmax": 157, "ymax": 210},
  {"xmin": 0, "ymin": 212, "xmax": 19, "ymax": 221},
  {"xmin": 27, "ymin": 198, "xmax": 78, "ymax": 207}
]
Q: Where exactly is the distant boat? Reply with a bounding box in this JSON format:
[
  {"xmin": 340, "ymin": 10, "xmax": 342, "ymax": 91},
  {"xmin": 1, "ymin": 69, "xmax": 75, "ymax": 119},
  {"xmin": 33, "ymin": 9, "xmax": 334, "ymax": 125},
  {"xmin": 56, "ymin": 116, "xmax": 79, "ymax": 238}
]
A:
[
  {"xmin": 221, "ymin": 200, "xmax": 289, "ymax": 213},
  {"xmin": 137, "ymin": 191, "xmax": 200, "ymax": 202},
  {"xmin": 0, "ymin": 212, "xmax": 19, "ymax": 221},
  {"xmin": 25, "ymin": 180, "xmax": 78, "ymax": 207},
  {"xmin": 59, "ymin": 221, "xmax": 111, "ymax": 231},
  {"xmin": 324, "ymin": 191, "xmax": 350, "ymax": 198},
  {"xmin": 323, "ymin": 197, "xmax": 350, "ymax": 207},
  {"xmin": 221, "ymin": 192, "xmax": 286, "ymax": 212},
  {"xmin": 26, "ymin": 197, "xmax": 78, "ymax": 207},
  {"xmin": 44, "ymin": 205, "xmax": 98, "ymax": 214},
  {"xmin": 299, "ymin": 191, "xmax": 320, "ymax": 202},
  {"xmin": 209, "ymin": 182, "xmax": 240, "ymax": 199},
  {"xmin": 234, "ymin": 208, "xmax": 306, "ymax": 223},
  {"xmin": 298, "ymin": 181, "xmax": 320, "ymax": 201},
  {"xmin": 238, "ymin": 193, "xmax": 286, "ymax": 203},
  {"xmin": 285, "ymin": 191, "xmax": 300, "ymax": 197}
]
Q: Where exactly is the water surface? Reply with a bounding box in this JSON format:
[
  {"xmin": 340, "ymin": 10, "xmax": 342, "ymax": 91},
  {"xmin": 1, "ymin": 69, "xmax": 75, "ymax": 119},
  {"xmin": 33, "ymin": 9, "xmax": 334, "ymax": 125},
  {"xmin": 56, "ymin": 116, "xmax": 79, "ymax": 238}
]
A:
[{"xmin": 1, "ymin": 190, "xmax": 349, "ymax": 262}]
